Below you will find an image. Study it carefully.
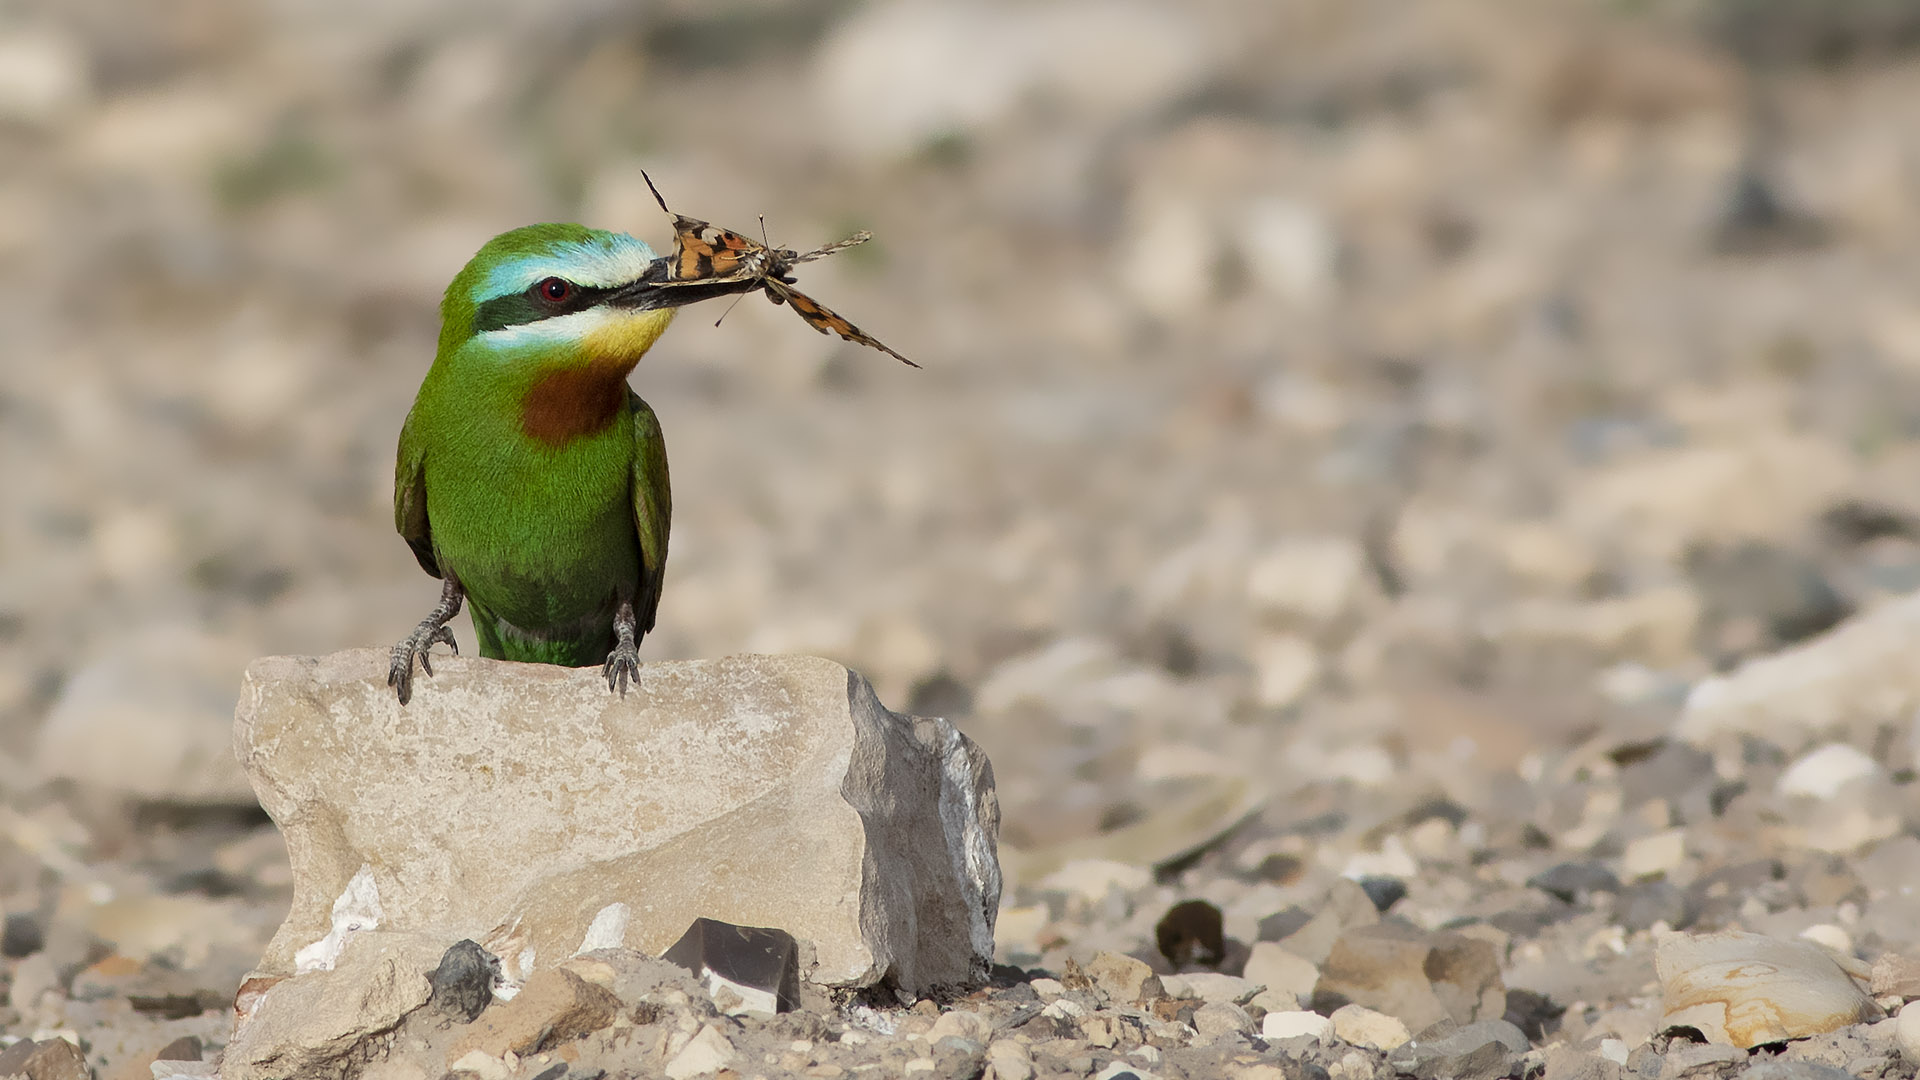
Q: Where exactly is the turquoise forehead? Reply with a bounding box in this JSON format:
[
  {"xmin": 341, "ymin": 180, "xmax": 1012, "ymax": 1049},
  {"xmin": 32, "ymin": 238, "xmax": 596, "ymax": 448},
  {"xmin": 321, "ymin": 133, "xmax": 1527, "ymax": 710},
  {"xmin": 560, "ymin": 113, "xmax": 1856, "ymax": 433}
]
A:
[{"xmin": 474, "ymin": 231, "xmax": 659, "ymax": 303}]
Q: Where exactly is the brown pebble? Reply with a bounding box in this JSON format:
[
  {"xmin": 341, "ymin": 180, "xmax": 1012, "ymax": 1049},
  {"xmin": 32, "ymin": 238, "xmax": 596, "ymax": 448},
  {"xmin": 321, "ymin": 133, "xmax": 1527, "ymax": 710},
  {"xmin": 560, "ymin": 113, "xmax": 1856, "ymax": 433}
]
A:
[{"xmin": 1156, "ymin": 899, "xmax": 1225, "ymax": 969}]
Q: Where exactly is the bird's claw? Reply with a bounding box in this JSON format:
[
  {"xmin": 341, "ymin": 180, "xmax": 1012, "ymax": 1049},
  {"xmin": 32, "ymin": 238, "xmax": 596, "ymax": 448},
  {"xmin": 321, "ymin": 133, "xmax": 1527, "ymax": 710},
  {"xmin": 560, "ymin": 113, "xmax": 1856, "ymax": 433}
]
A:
[
  {"xmin": 389, "ymin": 623, "xmax": 457, "ymax": 705},
  {"xmin": 604, "ymin": 641, "xmax": 641, "ymax": 698}
]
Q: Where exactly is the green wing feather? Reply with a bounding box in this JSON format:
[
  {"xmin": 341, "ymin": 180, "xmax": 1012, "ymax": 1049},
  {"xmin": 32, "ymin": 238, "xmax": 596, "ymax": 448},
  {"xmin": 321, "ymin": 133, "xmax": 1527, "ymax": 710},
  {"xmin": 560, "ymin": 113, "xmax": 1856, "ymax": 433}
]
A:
[
  {"xmin": 394, "ymin": 406, "xmax": 439, "ymax": 577},
  {"xmin": 628, "ymin": 391, "xmax": 671, "ymax": 633}
]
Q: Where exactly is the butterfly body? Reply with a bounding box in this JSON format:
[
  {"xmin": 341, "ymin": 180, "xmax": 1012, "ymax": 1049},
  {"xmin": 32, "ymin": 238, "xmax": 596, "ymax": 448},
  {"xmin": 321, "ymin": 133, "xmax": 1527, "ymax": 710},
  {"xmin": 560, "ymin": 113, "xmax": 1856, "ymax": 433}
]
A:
[{"xmin": 642, "ymin": 172, "xmax": 918, "ymax": 367}]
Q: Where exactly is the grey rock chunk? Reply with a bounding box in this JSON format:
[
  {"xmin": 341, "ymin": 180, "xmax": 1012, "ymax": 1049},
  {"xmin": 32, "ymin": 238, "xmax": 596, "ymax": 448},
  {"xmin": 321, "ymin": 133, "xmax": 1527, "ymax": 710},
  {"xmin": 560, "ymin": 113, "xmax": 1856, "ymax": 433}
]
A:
[
  {"xmin": 427, "ymin": 939, "xmax": 499, "ymax": 1023},
  {"xmin": 1528, "ymin": 862, "xmax": 1623, "ymax": 905},
  {"xmin": 1740, "ymin": 1062, "xmax": 1855, "ymax": 1080},
  {"xmin": 663, "ymin": 917, "xmax": 799, "ymax": 1015},
  {"xmin": 1388, "ymin": 1019, "xmax": 1530, "ymax": 1080},
  {"xmin": 1356, "ymin": 876, "xmax": 1408, "ymax": 913},
  {"xmin": 234, "ymin": 650, "xmax": 1002, "ymax": 997},
  {"xmin": 1680, "ymin": 590, "xmax": 1920, "ymax": 751}
]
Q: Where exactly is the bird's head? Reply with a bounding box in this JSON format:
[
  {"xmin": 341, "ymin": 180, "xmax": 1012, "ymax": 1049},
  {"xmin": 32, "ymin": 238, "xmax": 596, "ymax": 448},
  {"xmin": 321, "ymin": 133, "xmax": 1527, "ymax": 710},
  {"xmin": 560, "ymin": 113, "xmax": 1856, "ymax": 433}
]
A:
[{"xmin": 438, "ymin": 223, "xmax": 682, "ymax": 368}]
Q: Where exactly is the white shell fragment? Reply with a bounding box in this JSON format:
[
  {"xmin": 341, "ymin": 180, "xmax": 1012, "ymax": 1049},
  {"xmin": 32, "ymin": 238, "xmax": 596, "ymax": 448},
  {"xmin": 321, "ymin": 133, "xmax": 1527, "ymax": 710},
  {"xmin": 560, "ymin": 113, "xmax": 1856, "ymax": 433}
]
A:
[{"xmin": 1656, "ymin": 930, "xmax": 1882, "ymax": 1047}]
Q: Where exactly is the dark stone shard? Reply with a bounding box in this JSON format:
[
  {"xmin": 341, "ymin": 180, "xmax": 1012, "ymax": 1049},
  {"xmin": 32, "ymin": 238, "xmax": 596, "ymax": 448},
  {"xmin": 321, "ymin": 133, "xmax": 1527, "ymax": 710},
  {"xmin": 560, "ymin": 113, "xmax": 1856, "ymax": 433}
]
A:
[
  {"xmin": 1488, "ymin": 900, "xmax": 1577, "ymax": 938},
  {"xmin": 1247, "ymin": 853, "xmax": 1305, "ymax": 885},
  {"xmin": 1155, "ymin": 899, "xmax": 1225, "ymax": 970},
  {"xmin": 528, "ymin": 1064, "xmax": 570, "ymax": 1080},
  {"xmin": 428, "ymin": 939, "xmax": 501, "ymax": 1023},
  {"xmin": 0, "ymin": 1040, "xmax": 37, "ymax": 1076},
  {"xmin": 662, "ymin": 916, "xmax": 801, "ymax": 1013},
  {"xmin": 154, "ymin": 1036, "xmax": 203, "ymax": 1062},
  {"xmin": 128, "ymin": 993, "xmax": 211, "ymax": 1019},
  {"xmin": 1708, "ymin": 166, "xmax": 1827, "ymax": 257},
  {"xmin": 2, "ymin": 912, "xmax": 44, "ymax": 957},
  {"xmin": 1358, "ymin": 876, "xmax": 1408, "ymax": 913},
  {"xmin": 908, "ymin": 671, "xmax": 974, "ymax": 717},
  {"xmin": 989, "ymin": 963, "xmax": 1033, "ymax": 990},
  {"xmin": 1257, "ymin": 906, "xmax": 1313, "ymax": 942},
  {"xmin": 1528, "ymin": 862, "xmax": 1623, "ymax": 905},
  {"xmin": 1684, "ymin": 541, "xmax": 1851, "ymax": 660},
  {"xmin": 1502, "ymin": 987, "xmax": 1564, "ymax": 1044},
  {"xmin": 1820, "ymin": 499, "xmax": 1920, "ymax": 545}
]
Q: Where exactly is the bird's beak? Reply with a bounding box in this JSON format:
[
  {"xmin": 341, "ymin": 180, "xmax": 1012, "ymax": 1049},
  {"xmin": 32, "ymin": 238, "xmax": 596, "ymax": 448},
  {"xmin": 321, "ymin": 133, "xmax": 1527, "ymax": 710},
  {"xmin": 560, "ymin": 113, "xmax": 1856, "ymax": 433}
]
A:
[{"xmin": 603, "ymin": 258, "xmax": 762, "ymax": 312}]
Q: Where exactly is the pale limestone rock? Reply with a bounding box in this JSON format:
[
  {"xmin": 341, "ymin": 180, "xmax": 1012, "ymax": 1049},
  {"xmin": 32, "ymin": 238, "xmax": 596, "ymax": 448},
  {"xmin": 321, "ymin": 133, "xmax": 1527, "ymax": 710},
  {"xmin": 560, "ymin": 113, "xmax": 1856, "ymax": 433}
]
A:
[
  {"xmin": 929, "ymin": 1008, "xmax": 992, "ymax": 1045},
  {"xmin": 1622, "ymin": 829, "xmax": 1688, "ymax": 879},
  {"xmin": 1192, "ymin": 1001, "xmax": 1255, "ymax": 1042},
  {"xmin": 664, "ymin": 1024, "xmax": 736, "ymax": 1079},
  {"xmin": 1251, "ymin": 634, "xmax": 1322, "ymax": 709},
  {"xmin": 1872, "ymin": 953, "xmax": 1920, "ymax": 998},
  {"xmin": 1161, "ymin": 972, "xmax": 1260, "ymax": 1005},
  {"xmin": 446, "ymin": 967, "xmax": 620, "ymax": 1064},
  {"xmin": 1246, "ymin": 537, "xmax": 1371, "ymax": 624},
  {"xmin": 223, "ymin": 931, "xmax": 440, "ymax": 1080},
  {"xmin": 0, "ymin": 28, "xmax": 88, "ymax": 125},
  {"xmin": 986, "ymin": 1038, "xmax": 1035, "ymax": 1080},
  {"xmin": 235, "ymin": 650, "xmax": 1001, "ymax": 997},
  {"xmin": 1656, "ymin": 930, "xmax": 1882, "ymax": 1047},
  {"xmin": 1330, "ymin": 1002, "xmax": 1411, "ymax": 1051},
  {"xmin": 1777, "ymin": 743, "xmax": 1883, "ymax": 800},
  {"xmin": 1262, "ymin": 1009, "xmax": 1334, "ymax": 1043},
  {"xmin": 1085, "ymin": 950, "xmax": 1162, "ymax": 1005},
  {"xmin": 1896, "ymin": 1003, "xmax": 1920, "ymax": 1061},
  {"xmin": 1242, "ymin": 942, "xmax": 1320, "ymax": 1004},
  {"xmin": 812, "ymin": 1, "xmax": 1215, "ymax": 160},
  {"xmin": 1315, "ymin": 923, "xmax": 1506, "ymax": 1033},
  {"xmin": 1680, "ymin": 591, "xmax": 1920, "ymax": 752}
]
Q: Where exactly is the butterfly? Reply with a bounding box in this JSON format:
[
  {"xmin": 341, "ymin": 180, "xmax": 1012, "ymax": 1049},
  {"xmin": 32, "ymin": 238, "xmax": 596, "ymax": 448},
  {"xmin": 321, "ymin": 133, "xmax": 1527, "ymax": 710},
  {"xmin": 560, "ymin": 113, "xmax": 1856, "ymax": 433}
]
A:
[{"xmin": 641, "ymin": 171, "xmax": 919, "ymax": 368}]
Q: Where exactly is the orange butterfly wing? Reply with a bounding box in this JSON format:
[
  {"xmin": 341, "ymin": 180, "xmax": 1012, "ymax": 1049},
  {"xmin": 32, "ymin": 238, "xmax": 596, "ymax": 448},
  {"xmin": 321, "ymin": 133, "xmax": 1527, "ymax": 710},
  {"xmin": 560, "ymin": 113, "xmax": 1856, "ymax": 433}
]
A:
[{"xmin": 766, "ymin": 279, "xmax": 919, "ymax": 368}]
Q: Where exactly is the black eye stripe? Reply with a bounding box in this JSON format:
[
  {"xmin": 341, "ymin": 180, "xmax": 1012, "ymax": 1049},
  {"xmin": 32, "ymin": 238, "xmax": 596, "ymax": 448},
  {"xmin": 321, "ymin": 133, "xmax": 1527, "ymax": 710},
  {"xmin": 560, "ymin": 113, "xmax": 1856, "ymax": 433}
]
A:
[{"xmin": 472, "ymin": 279, "xmax": 617, "ymax": 335}]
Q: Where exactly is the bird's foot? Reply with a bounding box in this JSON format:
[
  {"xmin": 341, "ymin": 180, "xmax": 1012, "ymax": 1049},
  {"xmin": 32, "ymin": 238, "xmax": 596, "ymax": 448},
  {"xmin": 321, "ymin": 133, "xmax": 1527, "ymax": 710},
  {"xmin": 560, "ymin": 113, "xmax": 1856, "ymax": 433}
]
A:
[
  {"xmin": 605, "ymin": 598, "xmax": 640, "ymax": 697},
  {"xmin": 390, "ymin": 577, "xmax": 465, "ymax": 706},
  {"xmin": 604, "ymin": 638, "xmax": 640, "ymax": 697},
  {"xmin": 389, "ymin": 622, "xmax": 457, "ymax": 706}
]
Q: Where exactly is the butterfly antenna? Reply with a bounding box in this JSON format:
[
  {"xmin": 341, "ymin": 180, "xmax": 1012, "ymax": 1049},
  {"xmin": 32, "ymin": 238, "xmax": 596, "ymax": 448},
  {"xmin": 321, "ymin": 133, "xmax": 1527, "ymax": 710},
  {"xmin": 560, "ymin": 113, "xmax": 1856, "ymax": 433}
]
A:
[
  {"xmin": 641, "ymin": 170, "xmax": 670, "ymax": 214},
  {"xmin": 759, "ymin": 215, "xmax": 771, "ymax": 248},
  {"xmin": 712, "ymin": 290, "xmax": 751, "ymax": 328}
]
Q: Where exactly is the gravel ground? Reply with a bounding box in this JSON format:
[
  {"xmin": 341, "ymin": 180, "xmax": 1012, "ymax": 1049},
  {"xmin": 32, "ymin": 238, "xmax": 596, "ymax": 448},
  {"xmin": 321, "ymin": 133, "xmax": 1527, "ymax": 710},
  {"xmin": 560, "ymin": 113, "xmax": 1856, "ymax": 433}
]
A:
[{"xmin": 4, "ymin": 1, "xmax": 1920, "ymax": 1078}]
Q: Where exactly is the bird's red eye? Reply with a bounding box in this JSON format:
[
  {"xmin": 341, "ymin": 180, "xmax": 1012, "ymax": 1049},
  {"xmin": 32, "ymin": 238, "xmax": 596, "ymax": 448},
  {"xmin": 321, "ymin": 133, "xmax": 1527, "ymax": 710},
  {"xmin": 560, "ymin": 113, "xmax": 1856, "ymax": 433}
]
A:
[{"xmin": 538, "ymin": 277, "xmax": 572, "ymax": 302}]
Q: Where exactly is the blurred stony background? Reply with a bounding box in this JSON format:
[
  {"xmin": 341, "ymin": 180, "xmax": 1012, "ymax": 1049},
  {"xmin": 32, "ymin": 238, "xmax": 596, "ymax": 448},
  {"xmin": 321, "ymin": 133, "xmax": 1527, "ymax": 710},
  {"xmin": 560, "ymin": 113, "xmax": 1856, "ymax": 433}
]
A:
[{"xmin": 5, "ymin": 0, "xmax": 1920, "ymax": 1077}]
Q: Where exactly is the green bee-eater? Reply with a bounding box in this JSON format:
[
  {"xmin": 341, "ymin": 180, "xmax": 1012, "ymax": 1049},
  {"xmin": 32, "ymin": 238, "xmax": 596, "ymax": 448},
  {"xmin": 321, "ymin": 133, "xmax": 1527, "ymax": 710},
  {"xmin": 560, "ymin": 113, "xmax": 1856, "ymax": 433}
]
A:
[{"xmin": 388, "ymin": 223, "xmax": 746, "ymax": 704}]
